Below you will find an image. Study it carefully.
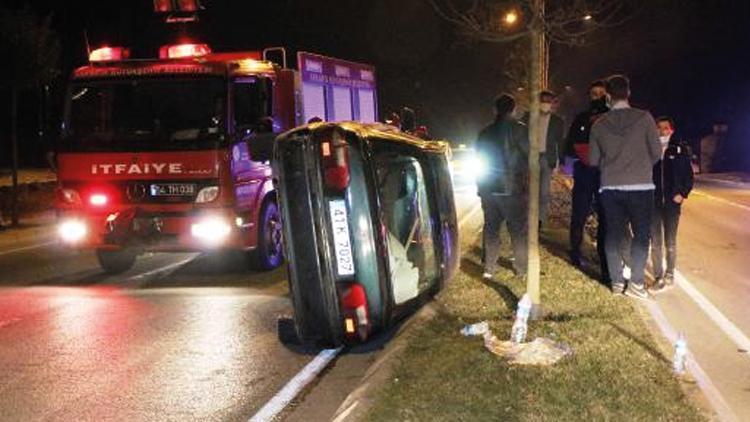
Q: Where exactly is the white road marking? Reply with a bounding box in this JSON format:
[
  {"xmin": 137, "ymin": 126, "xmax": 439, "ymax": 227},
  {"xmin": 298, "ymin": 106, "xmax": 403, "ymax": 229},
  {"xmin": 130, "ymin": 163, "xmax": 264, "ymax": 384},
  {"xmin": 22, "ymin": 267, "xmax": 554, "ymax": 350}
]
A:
[
  {"xmin": 121, "ymin": 256, "xmax": 197, "ymax": 288},
  {"xmin": 331, "ymin": 401, "xmax": 358, "ymax": 422},
  {"xmin": 698, "ymin": 177, "xmax": 750, "ymax": 189},
  {"xmin": 0, "ymin": 241, "xmax": 56, "ymax": 257},
  {"xmin": 674, "ymin": 270, "xmax": 750, "ymax": 355},
  {"xmin": 692, "ymin": 190, "xmax": 750, "ymax": 213},
  {"xmin": 249, "ymin": 347, "xmax": 343, "ymax": 422},
  {"xmin": 643, "ymin": 300, "xmax": 739, "ymax": 422}
]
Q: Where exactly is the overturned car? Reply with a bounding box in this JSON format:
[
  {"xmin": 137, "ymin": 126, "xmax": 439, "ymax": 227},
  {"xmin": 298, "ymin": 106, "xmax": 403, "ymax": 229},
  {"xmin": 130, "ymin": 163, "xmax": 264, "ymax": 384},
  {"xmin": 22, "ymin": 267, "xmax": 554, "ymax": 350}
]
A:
[{"xmin": 274, "ymin": 122, "xmax": 459, "ymax": 346}]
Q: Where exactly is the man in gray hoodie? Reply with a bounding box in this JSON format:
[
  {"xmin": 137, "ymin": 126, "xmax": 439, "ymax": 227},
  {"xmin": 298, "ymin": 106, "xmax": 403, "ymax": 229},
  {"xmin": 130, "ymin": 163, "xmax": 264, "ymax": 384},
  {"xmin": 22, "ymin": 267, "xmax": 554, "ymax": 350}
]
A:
[{"xmin": 589, "ymin": 75, "xmax": 661, "ymax": 299}]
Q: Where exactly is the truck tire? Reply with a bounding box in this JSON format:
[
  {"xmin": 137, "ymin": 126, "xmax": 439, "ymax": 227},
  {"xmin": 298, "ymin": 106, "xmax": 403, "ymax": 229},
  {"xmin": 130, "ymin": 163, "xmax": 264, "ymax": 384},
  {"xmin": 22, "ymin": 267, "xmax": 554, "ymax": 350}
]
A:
[
  {"xmin": 96, "ymin": 248, "xmax": 136, "ymax": 274},
  {"xmin": 250, "ymin": 199, "xmax": 284, "ymax": 271}
]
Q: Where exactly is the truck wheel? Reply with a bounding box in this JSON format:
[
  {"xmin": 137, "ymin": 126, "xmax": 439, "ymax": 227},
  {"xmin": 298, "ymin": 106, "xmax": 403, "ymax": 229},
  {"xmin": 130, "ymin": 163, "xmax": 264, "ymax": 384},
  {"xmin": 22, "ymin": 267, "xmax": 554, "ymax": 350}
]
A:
[
  {"xmin": 251, "ymin": 199, "xmax": 284, "ymax": 270},
  {"xmin": 96, "ymin": 248, "xmax": 137, "ymax": 274}
]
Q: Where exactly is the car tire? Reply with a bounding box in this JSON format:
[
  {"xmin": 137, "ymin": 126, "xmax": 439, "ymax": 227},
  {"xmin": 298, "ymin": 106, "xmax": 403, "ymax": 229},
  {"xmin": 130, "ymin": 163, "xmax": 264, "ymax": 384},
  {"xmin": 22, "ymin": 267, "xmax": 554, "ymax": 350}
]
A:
[
  {"xmin": 96, "ymin": 248, "xmax": 136, "ymax": 274},
  {"xmin": 250, "ymin": 199, "xmax": 284, "ymax": 271}
]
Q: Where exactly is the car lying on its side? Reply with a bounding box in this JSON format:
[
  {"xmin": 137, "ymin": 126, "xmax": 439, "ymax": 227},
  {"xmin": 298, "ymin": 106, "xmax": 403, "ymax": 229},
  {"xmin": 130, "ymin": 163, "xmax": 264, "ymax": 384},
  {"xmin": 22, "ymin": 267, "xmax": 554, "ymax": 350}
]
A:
[{"xmin": 274, "ymin": 122, "xmax": 459, "ymax": 346}]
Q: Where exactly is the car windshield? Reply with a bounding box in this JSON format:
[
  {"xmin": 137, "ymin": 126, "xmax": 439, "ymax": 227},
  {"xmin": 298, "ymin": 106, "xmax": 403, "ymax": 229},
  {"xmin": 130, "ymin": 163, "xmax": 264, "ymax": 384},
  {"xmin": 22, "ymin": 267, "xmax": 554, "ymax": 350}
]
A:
[{"xmin": 63, "ymin": 76, "xmax": 226, "ymax": 151}]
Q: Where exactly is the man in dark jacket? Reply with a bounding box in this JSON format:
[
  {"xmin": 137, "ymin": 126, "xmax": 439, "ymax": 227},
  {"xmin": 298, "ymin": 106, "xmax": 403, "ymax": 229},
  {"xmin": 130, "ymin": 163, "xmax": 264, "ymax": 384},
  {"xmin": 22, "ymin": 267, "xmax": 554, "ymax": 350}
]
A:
[
  {"xmin": 650, "ymin": 116, "xmax": 693, "ymax": 291},
  {"xmin": 522, "ymin": 90, "xmax": 565, "ymax": 226},
  {"xmin": 565, "ymin": 80, "xmax": 610, "ymax": 278},
  {"xmin": 476, "ymin": 93, "xmax": 529, "ymax": 279},
  {"xmin": 589, "ymin": 75, "xmax": 662, "ymax": 300}
]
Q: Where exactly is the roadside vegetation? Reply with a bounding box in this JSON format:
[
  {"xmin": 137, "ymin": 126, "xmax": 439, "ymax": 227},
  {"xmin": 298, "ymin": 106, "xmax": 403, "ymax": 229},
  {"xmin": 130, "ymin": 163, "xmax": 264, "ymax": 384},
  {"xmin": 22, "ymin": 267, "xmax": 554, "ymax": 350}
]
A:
[{"xmin": 365, "ymin": 177, "xmax": 707, "ymax": 421}]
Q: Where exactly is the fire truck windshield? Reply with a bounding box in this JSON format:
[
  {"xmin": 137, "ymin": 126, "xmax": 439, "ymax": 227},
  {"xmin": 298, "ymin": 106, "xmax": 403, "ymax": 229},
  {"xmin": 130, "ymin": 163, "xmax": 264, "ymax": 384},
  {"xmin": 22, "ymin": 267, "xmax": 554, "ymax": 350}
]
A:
[{"xmin": 63, "ymin": 77, "xmax": 227, "ymax": 151}]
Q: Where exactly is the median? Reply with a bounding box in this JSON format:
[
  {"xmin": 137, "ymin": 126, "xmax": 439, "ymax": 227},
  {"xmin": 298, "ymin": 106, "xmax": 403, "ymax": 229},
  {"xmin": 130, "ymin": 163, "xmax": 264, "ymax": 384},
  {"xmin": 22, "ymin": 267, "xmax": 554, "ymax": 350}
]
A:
[{"xmin": 361, "ymin": 176, "xmax": 708, "ymax": 421}]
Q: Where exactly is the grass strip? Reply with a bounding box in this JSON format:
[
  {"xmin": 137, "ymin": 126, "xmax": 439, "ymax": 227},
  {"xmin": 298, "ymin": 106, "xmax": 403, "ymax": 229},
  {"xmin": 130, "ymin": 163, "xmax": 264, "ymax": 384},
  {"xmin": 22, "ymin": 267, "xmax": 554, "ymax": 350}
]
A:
[{"xmin": 365, "ymin": 185, "xmax": 706, "ymax": 421}]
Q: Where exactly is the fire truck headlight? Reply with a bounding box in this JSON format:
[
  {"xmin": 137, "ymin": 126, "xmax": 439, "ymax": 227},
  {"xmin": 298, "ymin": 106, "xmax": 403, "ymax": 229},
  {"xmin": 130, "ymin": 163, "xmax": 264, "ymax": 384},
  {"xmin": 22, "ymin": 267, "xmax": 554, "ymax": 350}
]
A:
[
  {"xmin": 191, "ymin": 217, "xmax": 231, "ymax": 245},
  {"xmin": 57, "ymin": 188, "xmax": 82, "ymax": 205},
  {"xmin": 195, "ymin": 186, "xmax": 219, "ymax": 203},
  {"xmin": 58, "ymin": 220, "xmax": 87, "ymax": 243}
]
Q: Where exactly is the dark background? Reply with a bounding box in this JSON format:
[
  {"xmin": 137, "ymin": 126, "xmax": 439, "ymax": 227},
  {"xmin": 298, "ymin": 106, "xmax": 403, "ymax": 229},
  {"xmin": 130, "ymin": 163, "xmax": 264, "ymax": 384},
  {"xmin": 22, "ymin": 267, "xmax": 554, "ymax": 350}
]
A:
[{"xmin": 2, "ymin": 0, "xmax": 749, "ymax": 169}]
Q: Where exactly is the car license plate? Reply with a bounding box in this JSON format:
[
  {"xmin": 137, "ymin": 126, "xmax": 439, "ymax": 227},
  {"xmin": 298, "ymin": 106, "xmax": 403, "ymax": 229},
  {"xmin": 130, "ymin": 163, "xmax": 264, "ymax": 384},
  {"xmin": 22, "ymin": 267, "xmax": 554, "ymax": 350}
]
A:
[
  {"xmin": 149, "ymin": 183, "xmax": 196, "ymax": 196},
  {"xmin": 329, "ymin": 199, "xmax": 355, "ymax": 277}
]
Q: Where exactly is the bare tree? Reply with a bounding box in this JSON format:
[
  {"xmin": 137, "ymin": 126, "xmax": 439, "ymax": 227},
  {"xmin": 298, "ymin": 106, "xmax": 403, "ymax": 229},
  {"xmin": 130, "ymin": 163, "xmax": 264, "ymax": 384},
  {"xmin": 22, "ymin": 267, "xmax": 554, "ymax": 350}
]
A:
[
  {"xmin": 429, "ymin": 0, "xmax": 638, "ymax": 317},
  {"xmin": 0, "ymin": 7, "xmax": 60, "ymax": 227}
]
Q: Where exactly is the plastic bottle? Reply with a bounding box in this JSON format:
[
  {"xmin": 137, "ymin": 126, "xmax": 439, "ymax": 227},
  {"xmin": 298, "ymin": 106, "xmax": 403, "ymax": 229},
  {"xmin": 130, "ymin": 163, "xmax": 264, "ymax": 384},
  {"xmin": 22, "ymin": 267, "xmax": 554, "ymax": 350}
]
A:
[
  {"xmin": 460, "ymin": 321, "xmax": 489, "ymax": 337},
  {"xmin": 673, "ymin": 333, "xmax": 688, "ymax": 375},
  {"xmin": 511, "ymin": 294, "xmax": 532, "ymax": 344}
]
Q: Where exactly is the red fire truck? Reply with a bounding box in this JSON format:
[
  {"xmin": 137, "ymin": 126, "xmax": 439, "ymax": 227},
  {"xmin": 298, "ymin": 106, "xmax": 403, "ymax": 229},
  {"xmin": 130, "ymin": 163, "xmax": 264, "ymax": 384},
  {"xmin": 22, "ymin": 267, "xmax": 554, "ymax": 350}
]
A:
[{"xmin": 55, "ymin": 42, "xmax": 378, "ymax": 273}]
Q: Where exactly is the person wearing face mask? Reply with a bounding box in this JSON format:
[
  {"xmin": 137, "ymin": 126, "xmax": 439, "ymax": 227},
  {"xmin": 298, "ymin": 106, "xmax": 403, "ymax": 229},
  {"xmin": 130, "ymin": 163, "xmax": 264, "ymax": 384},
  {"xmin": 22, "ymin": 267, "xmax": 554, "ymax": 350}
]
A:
[
  {"xmin": 522, "ymin": 90, "xmax": 565, "ymax": 227},
  {"xmin": 564, "ymin": 80, "xmax": 611, "ymax": 280},
  {"xmin": 649, "ymin": 116, "xmax": 693, "ymax": 292}
]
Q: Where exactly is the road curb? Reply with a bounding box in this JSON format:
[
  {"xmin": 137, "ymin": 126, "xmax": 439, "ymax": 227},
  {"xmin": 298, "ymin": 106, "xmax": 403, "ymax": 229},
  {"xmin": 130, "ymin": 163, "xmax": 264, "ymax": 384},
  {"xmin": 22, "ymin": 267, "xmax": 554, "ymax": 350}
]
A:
[{"xmin": 330, "ymin": 303, "xmax": 439, "ymax": 422}]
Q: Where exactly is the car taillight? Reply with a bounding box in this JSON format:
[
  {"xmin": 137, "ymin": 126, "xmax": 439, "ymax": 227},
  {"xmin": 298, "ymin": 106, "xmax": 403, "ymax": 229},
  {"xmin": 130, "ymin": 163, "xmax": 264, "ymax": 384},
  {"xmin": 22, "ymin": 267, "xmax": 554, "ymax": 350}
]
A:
[
  {"xmin": 321, "ymin": 130, "xmax": 350, "ymax": 191},
  {"xmin": 340, "ymin": 282, "xmax": 370, "ymax": 341}
]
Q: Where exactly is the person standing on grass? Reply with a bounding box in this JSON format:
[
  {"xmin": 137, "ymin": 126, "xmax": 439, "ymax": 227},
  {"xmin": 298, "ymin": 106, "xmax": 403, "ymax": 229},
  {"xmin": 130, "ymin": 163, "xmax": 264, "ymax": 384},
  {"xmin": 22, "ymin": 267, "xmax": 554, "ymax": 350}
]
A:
[
  {"xmin": 565, "ymin": 80, "xmax": 610, "ymax": 279},
  {"xmin": 649, "ymin": 116, "xmax": 693, "ymax": 292},
  {"xmin": 589, "ymin": 75, "xmax": 661, "ymax": 299},
  {"xmin": 522, "ymin": 90, "xmax": 565, "ymax": 229},
  {"xmin": 475, "ymin": 93, "xmax": 529, "ymax": 280}
]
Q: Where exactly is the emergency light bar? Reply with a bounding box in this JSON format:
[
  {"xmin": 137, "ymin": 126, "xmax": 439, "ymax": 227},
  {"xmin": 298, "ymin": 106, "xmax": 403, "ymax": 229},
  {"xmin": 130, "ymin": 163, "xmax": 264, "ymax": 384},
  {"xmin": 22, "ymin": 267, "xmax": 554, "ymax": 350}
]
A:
[
  {"xmin": 159, "ymin": 43, "xmax": 212, "ymax": 59},
  {"xmin": 89, "ymin": 47, "xmax": 130, "ymax": 62},
  {"xmin": 153, "ymin": 0, "xmax": 201, "ymax": 13}
]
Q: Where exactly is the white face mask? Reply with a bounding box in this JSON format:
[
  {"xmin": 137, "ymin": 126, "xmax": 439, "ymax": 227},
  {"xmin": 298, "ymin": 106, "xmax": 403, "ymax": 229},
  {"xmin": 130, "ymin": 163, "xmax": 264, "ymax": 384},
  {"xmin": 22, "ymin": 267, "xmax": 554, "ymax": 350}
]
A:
[{"xmin": 540, "ymin": 103, "xmax": 552, "ymax": 113}]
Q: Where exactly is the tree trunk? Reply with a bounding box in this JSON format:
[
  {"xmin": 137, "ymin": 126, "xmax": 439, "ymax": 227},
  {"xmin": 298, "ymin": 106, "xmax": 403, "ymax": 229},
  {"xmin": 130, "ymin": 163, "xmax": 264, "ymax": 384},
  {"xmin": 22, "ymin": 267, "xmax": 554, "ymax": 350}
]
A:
[
  {"xmin": 525, "ymin": 0, "xmax": 545, "ymax": 318},
  {"xmin": 11, "ymin": 87, "xmax": 19, "ymax": 227}
]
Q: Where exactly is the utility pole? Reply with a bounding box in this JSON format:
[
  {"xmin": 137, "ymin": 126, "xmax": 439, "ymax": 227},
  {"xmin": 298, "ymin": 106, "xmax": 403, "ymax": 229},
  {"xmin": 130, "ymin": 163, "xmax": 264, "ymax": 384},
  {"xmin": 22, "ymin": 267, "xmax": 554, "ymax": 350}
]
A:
[{"xmin": 11, "ymin": 88, "xmax": 19, "ymax": 227}]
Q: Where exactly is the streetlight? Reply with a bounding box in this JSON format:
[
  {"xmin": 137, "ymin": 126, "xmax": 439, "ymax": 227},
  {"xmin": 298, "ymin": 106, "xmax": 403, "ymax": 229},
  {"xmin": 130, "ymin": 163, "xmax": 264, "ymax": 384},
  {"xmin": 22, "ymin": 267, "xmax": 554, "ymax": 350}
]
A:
[{"xmin": 503, "ymin": 10, "xmax": 519, "ymax": 26}]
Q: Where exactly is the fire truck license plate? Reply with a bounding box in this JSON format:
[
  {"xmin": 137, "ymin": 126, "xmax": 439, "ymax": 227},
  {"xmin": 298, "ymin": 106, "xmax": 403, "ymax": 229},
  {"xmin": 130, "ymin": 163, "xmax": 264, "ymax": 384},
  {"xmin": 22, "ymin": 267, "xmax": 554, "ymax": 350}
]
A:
[
  {"xmin": 329, "ymin": 199, "xmax": 355, "ymax": 277},
  {"xmin": 149, "ymin": 183, "xmax": 196, "ymax": 196}
]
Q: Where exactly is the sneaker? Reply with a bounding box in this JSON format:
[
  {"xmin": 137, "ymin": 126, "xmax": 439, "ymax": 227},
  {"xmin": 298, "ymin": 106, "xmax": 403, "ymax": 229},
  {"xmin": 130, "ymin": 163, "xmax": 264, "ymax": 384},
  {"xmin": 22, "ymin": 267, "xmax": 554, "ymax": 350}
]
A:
[
  {"xmin": 625, "ymin": 283, "xmax": 652, "ymax": 300},
  {"xmin": 611, "ymin": 282, "xmax": 625, "ymax": 295},
  {"xmin": 648, "ymin": 278, "xmax": 667, "ymax": 294},
  {"xmin": 664, "ymin": 273, "xmax": 675, "ymax": 286}
]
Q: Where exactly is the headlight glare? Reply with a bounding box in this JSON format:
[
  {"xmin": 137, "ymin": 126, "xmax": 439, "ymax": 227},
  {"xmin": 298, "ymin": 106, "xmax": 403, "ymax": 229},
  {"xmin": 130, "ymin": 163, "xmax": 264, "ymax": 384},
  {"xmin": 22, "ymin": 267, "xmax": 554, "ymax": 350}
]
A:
[{"xmin": 59, "ymin": 220, "xmax": 87, "ymax": 243}]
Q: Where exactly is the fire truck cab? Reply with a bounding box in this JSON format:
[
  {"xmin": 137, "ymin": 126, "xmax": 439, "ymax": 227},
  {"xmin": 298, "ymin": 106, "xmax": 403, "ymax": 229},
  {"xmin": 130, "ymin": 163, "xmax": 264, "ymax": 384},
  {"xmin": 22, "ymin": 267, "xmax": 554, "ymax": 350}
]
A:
[{"xmin": 55, "ymin": 43, "xmax": 378, "ymax": 273}]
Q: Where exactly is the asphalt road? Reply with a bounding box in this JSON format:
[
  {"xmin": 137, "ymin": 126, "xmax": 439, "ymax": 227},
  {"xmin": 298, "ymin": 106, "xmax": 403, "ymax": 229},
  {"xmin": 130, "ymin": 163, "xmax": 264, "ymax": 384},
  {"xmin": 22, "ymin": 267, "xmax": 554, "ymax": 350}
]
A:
[
  {"xmin": 648, "ymin": 177, "xmax": 750, "ymax": 421},
  {"xmin": 0, "ymin": 178, "xmax": 481, "ymax": 422}
]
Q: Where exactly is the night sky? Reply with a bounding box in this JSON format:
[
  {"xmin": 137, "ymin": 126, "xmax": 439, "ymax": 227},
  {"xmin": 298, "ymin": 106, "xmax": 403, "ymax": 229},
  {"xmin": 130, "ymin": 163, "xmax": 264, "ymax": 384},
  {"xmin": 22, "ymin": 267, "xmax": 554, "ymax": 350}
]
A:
[{"xmin": 4, "ymin": 0, "xmax": 750, "ymax": 168}]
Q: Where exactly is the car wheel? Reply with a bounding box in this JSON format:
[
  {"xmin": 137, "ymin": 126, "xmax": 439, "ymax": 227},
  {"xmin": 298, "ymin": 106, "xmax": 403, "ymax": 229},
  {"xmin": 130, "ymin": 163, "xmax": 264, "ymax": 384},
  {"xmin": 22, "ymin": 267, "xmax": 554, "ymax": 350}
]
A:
[
  {"xmin": 250, "ymin": 199, "xmax": 284, "ymax": 270},
  {"xmin": 96, "ymin": 248, "xmax": 136, "ymax": 274}
]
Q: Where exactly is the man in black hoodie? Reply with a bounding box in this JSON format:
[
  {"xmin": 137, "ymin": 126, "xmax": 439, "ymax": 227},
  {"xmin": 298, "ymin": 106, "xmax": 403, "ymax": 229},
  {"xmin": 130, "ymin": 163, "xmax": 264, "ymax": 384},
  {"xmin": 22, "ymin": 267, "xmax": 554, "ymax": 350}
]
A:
[
  {"xmin": 650, "ymin": 117, "xmax": 693, "ymax": 291},
  {"xmin": 565, "ymin": 80, "xmax": 610, "ymax": 279},
  {"xmin": 475, "ymin": 93, "xmax": 529, "ymax": 279}
]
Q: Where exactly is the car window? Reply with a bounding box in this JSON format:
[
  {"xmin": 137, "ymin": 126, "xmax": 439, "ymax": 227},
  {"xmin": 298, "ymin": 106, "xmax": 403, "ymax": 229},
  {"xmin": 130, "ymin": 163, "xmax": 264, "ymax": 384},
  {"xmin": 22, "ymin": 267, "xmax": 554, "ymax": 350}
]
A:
[{"xmin": 372, "ymin": 146, "xmax": 438, "ymax": 305}]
